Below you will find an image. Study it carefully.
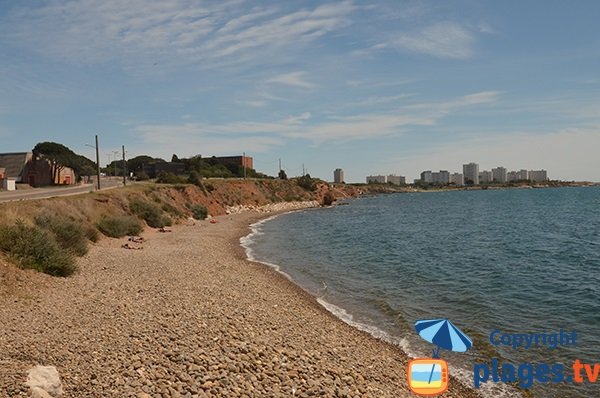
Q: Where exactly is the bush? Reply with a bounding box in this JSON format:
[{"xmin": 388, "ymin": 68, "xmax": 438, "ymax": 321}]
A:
[
  {"xmin": 34, "ymin": 214, "xmax": 89, "ymax": 256},
  {"xmin": 162, "ymin": 203, "xmax": 183, "ymax": 218},
  {"xmin": 130, "ymin": 199, "xmax": 171, "ymax": 228},
  {"xmin": 188, "ymin": 170, "xmax": 201, "ymax": 185},
  {"xmin": 297, "ymin": 175, "xmax": 316, "ymax": 191},
  {"xmin": 0, "ymin": 221, "xmax": 77, "ymax": 277},
  {"xmin": 190, "ymin": 204, "xmax": 208, "ymax": 220},
  {"xmin": 156, "ymin": 171, "xmax": 187, "ymax": 184},
  {"xmin": 97, "ymin": 216, "xmax": 143, "ymax": 238},
  {"xmin": 135, "ymin": 170, "xmax": 150, "ymax": 181},
  {"xmin": 84, "ymin": 225, "xmax": 100, "ymax": 242}
]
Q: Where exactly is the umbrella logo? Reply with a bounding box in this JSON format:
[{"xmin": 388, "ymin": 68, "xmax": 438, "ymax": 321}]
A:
[{"xmin": 407, "ymin": 319, "xmax": 473, "ymax": 396}]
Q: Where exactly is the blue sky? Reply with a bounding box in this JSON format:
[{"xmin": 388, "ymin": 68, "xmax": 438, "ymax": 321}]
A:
[{"xmin": 1, "ymin": 0, "xmax": 599, "ymax": 182}]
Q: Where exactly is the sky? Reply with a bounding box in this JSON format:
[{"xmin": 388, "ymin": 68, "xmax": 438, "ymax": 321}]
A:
[{"xmin": 1, "ymin": 0, "xmax": 599, "ymax": 182}]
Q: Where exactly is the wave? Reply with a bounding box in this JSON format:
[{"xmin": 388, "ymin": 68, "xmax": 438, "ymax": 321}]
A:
[{"xmin": 240, "ymin": 215, "xmax": 521, "ymax": 398}]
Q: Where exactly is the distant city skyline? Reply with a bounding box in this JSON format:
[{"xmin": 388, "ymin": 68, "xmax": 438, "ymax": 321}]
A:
[{"xmin": 1, "ymin": 1, "xmax": 599, "ymax": 182}]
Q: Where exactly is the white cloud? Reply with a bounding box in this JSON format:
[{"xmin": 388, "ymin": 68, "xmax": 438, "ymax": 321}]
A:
[
  {"xmin": 3, "ymin": 0, "xmax": 356, "ymax": 71},
  {"xmin": 132, "ymin": 90, "xmax": 501, "ymax": 150},
  {"xmin": 392, "ymin": 22, "xmax": 475, "ymax": 59},
  {"xmin": 266, "ymin": 71, "xmax": 316, "ymax": 89},
  {"xmin": 407, "ymin": 91, "xmax": 501, "ymax": 115},
  {"xmin": 477, "ymin": 22, "xmax": 497, "ymax": 34}
]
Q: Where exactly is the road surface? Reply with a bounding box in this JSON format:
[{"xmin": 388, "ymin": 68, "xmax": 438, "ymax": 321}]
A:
[{"xmin": 0, "ymin": 179, "xmax": 125, "ymax": 203}]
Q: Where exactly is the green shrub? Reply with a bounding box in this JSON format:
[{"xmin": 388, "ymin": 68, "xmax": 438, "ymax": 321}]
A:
[
  {"xmin": 135, "ymin": 170, "xmax": 150, "ymax": 180},
  {"xmin": 188, "ymin": 170, "xmax": 201, "ymax": 185},
  {"xmin": 34, "ymin": 214, "xmax": 89, "ymax": 256},
  {"xmin": 162, "ymin": 202, "xmax": 183, "ymax": 218},
  {"xmin": 156, "ymin": 171, "xmax": 187, "ymax": 184},
  {"xmin": 190, "ymin": 204, "xmax": 208, "ymax": 220},
  {"xmin": 84, "ymin": 225, "xmax": 100, "ymax": 242},
  {"xmin": 130, "ymin": 199, "xmax": 171, "ymax": 228},
  {"xmin": 0, "ymin": 221, "xmax": 77, "ymax": 277},
  {"xmin": 97, "ymin": 216, "xmax": 143, "ymax": 238},
  {"xmin": 297, "ymin": 175, "xmax": 316, "ymax": 191}
]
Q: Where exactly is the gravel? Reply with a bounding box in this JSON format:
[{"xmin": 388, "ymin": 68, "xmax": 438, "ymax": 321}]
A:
[{"xmin": 0, "ymin": 208, "xmax": 482, "ymax": 398}]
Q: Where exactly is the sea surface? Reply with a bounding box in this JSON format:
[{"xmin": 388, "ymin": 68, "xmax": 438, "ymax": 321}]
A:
[{"xmin": 241, "ymin": 187, "xmax": 600, "ymax": 398}]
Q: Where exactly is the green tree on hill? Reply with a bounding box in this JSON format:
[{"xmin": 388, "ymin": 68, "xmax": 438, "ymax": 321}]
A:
[{"xmin": 33, "ymin": 142, "xmax": 95, "ymax": 184}]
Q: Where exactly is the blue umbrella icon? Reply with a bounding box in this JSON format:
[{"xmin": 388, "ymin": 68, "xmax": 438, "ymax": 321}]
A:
[
  {"xmin": 415, "ymin": 319, "xmax": 473, "ymax": 357},
  {"xmin": 414, "ymin": 319, "xmax": 473, "ymax": 384}
]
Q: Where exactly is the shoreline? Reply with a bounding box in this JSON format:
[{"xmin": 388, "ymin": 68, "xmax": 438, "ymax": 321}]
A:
[
  {"xmin": 0, "ymin": 204, "xmax": 482, "ymax": 397},
  {"xmin": 234, "ymin": 206, "xmax": 484, "ymax": 398}
]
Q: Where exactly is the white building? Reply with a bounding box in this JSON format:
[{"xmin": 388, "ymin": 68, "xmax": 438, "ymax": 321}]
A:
[
  {"xmin": 463, "ymin": 162, "xmax": 479, "ymax": 185},
  {"xmin": 529, "ymin": 170, "xmax": 548, "ymax": 182},
  {"xmin": 387, "ymin": 175, "xmax": 406, "ymax": 185},
  {"xmin": 366, "ymin": 175, "xmax": 387, "ymax": 184},
  {"xmin": 432, "ymin": 170, "xmax": 450, "ymax": 184},
  {"xmin": 334, "ymin": 168, "xmax": 344, "ymax": 183},
  {"xmin": 492, "ymin": 166, "xmax": 507, "ymax": 183},
  {"xmin": 479, "ymin": 170, "xmax": 493, "ymax": 183},
  {"xmin": 420, "ymin": 170, "xmax": 433, "ymax": 183},
  {"xmin": 517, "ymin": 169, "xmax": 529, "ymax": 181},
  {"xmin": 450, "ymin": 173, "xmax": 464, "ymax": 186}
]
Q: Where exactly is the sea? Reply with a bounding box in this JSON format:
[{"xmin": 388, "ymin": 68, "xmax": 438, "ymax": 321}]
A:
[{"xmin": 241, "ymin": 186, "xmax": 600, "ymax": 398}]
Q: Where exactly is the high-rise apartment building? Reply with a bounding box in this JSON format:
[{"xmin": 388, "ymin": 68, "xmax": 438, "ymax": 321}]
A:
[
  {"xmin": 431, "ymin": 170, "xmax": 450, "ymax": 184},
  {"xmin": 517, "ymin": 169, "xmax": 529, "ymax": 181},
  {"xmin": 450, "ymin": 173, "xmax": 464, "ymax": 186},
  {"xmin": 334, "ymin": 168, "xmax": 344, "ymax": 183},
  {"xmin": 387, "ymin": 175, "xmax": 406, "ymax": 185},
  {"xmin": 463, "ymin": 163, "xmax": 479, "ymax": 185},
  {"xmin": 479, "ymin": 170, "xmax": 493, "ymax": 183},
  {"xmin": 492, "ymin": 166, "xmax": 507, "ymax": 183},
  {"xmin": 420, "ymin": 170, "xmax": 433, "ymax": 183},
  {"xmin": 366, "ymin": 175, "xmax": 387, "ymax": 184},
  {"xmin": 529, "ymin": 170, "xmax": 548, "ymax": 182}
]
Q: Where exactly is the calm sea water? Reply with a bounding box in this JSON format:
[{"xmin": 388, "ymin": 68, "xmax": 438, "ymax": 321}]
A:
[{"xmin": 242, "ymin": 187, "xmax": 600, "ymax": 397}]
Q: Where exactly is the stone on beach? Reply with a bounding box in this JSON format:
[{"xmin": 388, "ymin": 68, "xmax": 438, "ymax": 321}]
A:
[{"xmin": 26, "ymin": 365, "xmax": 62, "ymax": 397}]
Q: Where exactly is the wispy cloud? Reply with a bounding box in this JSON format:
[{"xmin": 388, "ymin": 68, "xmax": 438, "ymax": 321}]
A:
[
  {"xmin": 392, "ymin": 22, "xmax": 476, "ymax": 59},
  {"xmin": 2, "ymin": 0, "xmax": 356, "ymax": 72},
  {"xmin": 351, "ymin": 21, "xmax": 477, "ymax": 59},
  {"xmin": 133, "ymin": 91, "xmax": 499, "ymax": 151},
  {"xmin": 407, "ymin": 91, "xmax": 501, "ymax": 114},
  {"xmin": 266, "ymin": 71, "xmax": 316, "ymax": 89}
]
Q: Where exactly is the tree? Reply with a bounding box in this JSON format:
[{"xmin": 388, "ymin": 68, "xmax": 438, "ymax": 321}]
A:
[
  {"xmin": 171, "ymin": 154, "xmax": 180, "ymax": 162},
  {"xmin": 33, "ymin": 142, "xmax": 87, "ymax": 184},
  {"xmin": 278, "ymin": 169, "xmax": 288, "ymax": 180},
  {"xmin": 127, "ymin": 155, "xmax": 165, "ymax": 173}
]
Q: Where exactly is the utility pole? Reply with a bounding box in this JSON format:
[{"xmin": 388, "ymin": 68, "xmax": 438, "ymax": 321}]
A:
[
  {"xmin": 302, "ymin": 164, "xmax": 305, "ymax": 177},
  {"xmin": 279, "ymin": 158, "xmax": 282, "ymax": 172},
  {"xmin": 122, "ymin": 145, "xmax": 126, "ymax": 186},
  {"xmin": 95, "ymin": 135, "xmax": 101, "ymax": 190},
  {"xmin": 243, "ymin": 152, "xmax": 246, "ymax": 179}
]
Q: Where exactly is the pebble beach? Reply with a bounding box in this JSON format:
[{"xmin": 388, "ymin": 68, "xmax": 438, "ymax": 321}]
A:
[{"xmin": 0, "ymin": 207, "xmax": 481, "ymax": 398}]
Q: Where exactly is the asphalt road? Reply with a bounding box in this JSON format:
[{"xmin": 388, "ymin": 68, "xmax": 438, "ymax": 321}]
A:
[{"xmin": 0, "ymin": 179, "xmax": 125, "ymax": 203}]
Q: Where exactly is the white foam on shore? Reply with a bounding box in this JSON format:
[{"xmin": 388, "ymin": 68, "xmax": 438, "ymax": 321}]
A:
[
  {"xmin": 239, "ymin": 214, "xmax": 280, "ymax": 263},
  {"xmin": 239, "ymin": 212, "xmax": 520, "ymax": 398},
  {"xmin": 240, "ymin": 213, "xmax": 295, "ymax": 281},
  {"xmin": 316, "ymin": 298, "xmax": 399, "ymax": 342}
]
